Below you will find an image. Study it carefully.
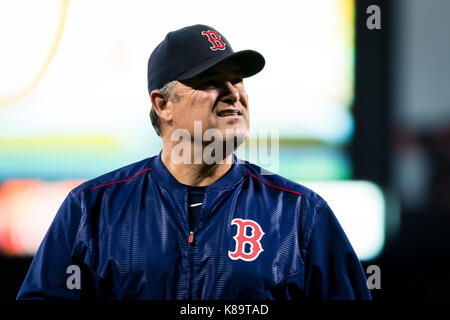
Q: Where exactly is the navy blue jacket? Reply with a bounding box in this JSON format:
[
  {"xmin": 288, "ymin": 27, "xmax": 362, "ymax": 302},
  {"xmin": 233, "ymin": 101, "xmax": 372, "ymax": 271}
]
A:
[{"xmin": 17, "ymin": 152, "xmax": 371, "ymax": 300}]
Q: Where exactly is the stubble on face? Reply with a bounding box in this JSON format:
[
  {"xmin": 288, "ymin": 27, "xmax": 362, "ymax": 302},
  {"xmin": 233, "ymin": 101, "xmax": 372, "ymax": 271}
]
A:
[{"xmin": 182, "ymin": 62, "xmax": 249, "ymax": 138}]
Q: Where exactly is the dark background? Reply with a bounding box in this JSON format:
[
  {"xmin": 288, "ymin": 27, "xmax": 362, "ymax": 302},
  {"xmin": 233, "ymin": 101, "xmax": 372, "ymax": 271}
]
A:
[
  {"xmin": 353, "ymin": 0, "xmax": 450, "ymax": 299},
  {"xmin": 1, "ymin": 0, "xmax": 450, "ymax": 300}
]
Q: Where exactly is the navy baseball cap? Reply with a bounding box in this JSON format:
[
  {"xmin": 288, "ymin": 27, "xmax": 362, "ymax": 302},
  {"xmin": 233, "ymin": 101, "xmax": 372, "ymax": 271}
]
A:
[{"xmin": 147, "ymin": 24, "xmax": 265, "ymax": 94}]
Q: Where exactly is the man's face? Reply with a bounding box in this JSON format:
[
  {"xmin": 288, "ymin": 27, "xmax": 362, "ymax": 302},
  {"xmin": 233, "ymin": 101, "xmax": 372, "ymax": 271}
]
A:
[{"xmin": 168, "ymin": 60, "xmax": 249, "ymax": 147}]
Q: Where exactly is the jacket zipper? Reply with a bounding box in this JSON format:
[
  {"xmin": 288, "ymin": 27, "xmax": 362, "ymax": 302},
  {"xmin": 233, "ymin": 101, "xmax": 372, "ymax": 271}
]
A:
[
  {"xmin": 188, "ymin": 230, "xmax": 194, "ymax": 299},
  {"xmin": 187, "ymin": 191, "xmax": 195, "ymax": 299},
  {"xmin": 186, "ymin": 189, "xmax": 205, "ymax": 299}
]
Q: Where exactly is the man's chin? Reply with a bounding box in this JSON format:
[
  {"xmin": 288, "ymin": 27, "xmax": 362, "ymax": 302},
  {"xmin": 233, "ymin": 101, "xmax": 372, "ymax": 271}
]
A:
[
  {"xmin": 202, "ymin": 126, "xmax": 248, "ymax": 144},
  {"xmin": 224, "ymin": 125, "xmax": 248, "ymax": 139},
  {"xmin": 224, "ymin": 127, "xmax": 248, "ymax": 146},
  {"xmin": 197, "ymin": 128, "xmax": 247, "ymax": 163}
]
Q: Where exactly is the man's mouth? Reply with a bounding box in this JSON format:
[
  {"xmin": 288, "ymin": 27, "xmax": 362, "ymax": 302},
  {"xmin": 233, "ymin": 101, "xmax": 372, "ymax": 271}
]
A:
[{"xmin": 216, "ymin": 109, "xmax": 242, "ymax": 117}]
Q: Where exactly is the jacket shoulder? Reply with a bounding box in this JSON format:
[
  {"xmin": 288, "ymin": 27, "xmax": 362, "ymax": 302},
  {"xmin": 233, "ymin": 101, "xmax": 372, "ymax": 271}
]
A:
[
  {"xmin": 70, "ymin": 156, "xmax": 156, "ymax": 195},
  {"xmin": 243, "ymin": 160, "xmax": 326, "ymax": 208}
]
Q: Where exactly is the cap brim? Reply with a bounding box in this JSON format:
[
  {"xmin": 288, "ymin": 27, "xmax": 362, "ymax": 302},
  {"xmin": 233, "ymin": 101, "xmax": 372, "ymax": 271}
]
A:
[{"xmin": 177, "ymin": 49, "xmax": 265, "ymax": 81}]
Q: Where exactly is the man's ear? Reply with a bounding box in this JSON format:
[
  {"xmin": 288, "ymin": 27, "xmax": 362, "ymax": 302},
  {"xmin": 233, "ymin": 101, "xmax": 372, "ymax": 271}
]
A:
[{"xmin": 150, "ymin": 90, "xmax": 172, "ymax": 122}]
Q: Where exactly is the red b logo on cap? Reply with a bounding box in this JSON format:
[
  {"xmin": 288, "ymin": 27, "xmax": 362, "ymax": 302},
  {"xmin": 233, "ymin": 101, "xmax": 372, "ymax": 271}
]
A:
[
  {"xmin": 201, "ymin": 30, "xmax": 226, "ymax": 51},
  {"xmin": 228, "ymin": 218, "xmax": 264, "ymax": 262}
]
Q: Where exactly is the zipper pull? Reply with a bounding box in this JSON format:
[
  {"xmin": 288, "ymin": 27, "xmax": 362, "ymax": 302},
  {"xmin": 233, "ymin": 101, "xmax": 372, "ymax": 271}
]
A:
[{"xmin": 188, "ymin": 231, "xmax": 194, "ymax": 244}]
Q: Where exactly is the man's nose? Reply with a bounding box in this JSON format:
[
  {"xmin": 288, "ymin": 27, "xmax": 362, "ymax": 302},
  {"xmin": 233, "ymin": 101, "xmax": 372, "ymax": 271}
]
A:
[{"xmin": 219, "ymin": 81, "xmax": 240, "ymax": 104}]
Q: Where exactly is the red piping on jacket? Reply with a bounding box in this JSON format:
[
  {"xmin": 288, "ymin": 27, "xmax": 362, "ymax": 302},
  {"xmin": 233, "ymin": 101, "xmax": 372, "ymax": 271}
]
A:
[
  {"xmin": 89, "ymin": 169, "xmax": 303, "ymax": 195},
  {"xmin": 90, "ymin": 168, "xmax": 152, "ymax": 190},
  {"xmin": 244, "ymin": 172, "xmax": 304, "ymax": 196}
]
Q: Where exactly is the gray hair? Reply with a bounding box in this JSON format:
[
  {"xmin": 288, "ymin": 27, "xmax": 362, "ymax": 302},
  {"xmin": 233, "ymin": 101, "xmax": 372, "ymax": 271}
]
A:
[{"xmin": 149, "ymin": 81, "xmax": 179, "ymax": 137}]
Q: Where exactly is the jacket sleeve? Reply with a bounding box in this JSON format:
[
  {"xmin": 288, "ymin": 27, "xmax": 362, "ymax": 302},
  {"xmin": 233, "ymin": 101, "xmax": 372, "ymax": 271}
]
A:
[
  {"xmin": 16, "ymin": 191, "xmax": 93, "ymax": 300},
  {"xmin": 303, "ymin": 200, "xmax": 372, "ymax": 300}
]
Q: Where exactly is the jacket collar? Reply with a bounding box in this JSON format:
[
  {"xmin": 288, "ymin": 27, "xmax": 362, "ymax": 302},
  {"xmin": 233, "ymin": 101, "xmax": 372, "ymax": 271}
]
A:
[{"xmin": 150, "ymin": 150, "xmax": 246, "ymax": 190}]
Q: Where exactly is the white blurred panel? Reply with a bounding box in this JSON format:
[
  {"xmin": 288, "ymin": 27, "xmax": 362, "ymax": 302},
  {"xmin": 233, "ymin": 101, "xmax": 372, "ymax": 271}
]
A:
[
  {"xmin": 0, "ymin": 0, "xmax": 354, "ymax": 144},
  {"xmin": 300, "ymin": 180, "xmax": 385, "ymax": 261}
]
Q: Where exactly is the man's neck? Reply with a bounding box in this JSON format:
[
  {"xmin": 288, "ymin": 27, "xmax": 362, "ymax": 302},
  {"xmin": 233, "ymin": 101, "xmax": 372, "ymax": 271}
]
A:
[{"xmin": 160, "ymin": 145, "xmax": 233, "ymax": 187}]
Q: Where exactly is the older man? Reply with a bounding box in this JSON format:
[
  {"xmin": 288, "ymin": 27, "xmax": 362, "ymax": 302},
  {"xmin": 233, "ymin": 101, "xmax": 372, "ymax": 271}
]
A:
[{"xmin": 17, "ymin": 24, "xmax": 371, "ymax": 300}]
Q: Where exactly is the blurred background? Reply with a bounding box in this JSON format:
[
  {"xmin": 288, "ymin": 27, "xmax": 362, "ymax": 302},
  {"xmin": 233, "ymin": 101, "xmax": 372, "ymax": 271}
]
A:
[{"xmin": 0, "ymin": 0, "xmax": 449, "ymax": 300}]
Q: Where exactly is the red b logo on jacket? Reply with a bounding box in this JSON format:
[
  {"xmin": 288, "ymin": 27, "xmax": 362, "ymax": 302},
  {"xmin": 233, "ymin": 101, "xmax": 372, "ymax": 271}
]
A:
[
  {"xmin": 201, "ymin": 30, "xmax": 226, "ymax": 51},
  {"xmin": 228, "ymin": 218, "xmax": 264, "ymax": 261}
]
